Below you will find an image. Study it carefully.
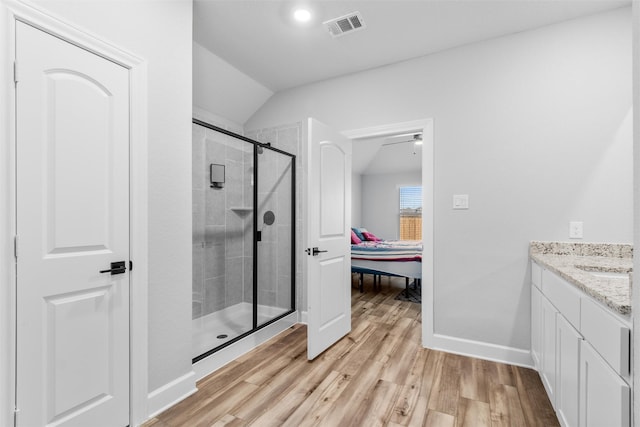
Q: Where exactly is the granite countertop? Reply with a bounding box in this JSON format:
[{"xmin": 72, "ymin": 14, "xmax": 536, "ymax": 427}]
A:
[{"xmin": 530, "ymin": 241, "xmax": 633, "ymax": 317}]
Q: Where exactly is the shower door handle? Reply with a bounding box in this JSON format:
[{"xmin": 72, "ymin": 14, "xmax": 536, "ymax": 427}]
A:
[{"xmin": 306, "ymin": 247, "xmax": 327, "ymax": 256}]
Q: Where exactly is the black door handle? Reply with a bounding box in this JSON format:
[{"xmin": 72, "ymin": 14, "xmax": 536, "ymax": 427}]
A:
[
  {"xmin": 100, "ymin": 261, "xmax": 126, "ymax": 275},
  {"xmin": 312, "ymin": 247, "xmax": 327, "ymax": 256},
  {"xmin": 305, "ymin": 247, "xmax": 328, "ymax": 256}
]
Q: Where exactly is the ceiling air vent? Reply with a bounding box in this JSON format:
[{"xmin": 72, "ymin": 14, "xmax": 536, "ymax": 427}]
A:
[{"xmin": 323, "ymin": 11, "xmax": 366, "ymax": 38}]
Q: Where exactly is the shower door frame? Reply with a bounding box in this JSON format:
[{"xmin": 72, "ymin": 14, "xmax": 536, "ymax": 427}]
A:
[{"xmin": 192, "ymin": 118, "xmax": 296, "ymax": 363}]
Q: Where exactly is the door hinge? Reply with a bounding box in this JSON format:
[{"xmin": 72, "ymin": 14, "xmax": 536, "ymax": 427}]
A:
[
  {"xmin": 14, "ymin": 235, "xmax": 18, "ymax": 259},
  {"xmin": 13, "ymin": 406, "xmax": 19, "ymax": 426},
  {"xmin": 13, "ymin": 61, "xmax": 18, "ymax": 84}
]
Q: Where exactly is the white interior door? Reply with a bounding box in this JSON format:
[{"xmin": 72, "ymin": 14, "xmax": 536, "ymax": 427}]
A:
[
  {"xmin": 306, "ymin": 118, "xmax": 352, "ymax": 360},
  {"xmin": 15, "ymin": 21, "xmax": 130, "ymax": 427}
]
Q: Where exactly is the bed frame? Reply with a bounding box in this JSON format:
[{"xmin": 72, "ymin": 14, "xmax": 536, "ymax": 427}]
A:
[{"xmin": 351, "ymin": 259, "xmax": 422, "ymax": 295}]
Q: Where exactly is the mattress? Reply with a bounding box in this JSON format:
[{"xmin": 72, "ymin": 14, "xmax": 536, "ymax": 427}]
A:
[{"xmin": 351, "ymin": 240, "xmax": 422, "ymax": 262}]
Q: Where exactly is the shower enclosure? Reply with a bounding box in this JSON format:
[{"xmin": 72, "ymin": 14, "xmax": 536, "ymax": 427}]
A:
[{"xmin": 192, "ymin": 119, "xmax": 295, "ymax": 362}]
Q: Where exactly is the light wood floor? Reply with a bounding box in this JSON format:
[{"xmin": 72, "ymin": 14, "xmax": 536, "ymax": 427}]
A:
[{"xmin": 145, "ymin": 275, "xmax": 559, "ymax": 427}]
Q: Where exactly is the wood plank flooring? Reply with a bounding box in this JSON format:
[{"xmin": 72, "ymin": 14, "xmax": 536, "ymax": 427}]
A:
[{"xmin": 145, "ymin": 275, "xmax": 559, "ymax": 427}]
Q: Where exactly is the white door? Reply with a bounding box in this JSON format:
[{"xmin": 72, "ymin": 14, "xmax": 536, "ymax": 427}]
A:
[
  {"xmin": 15, "ymin": 22, "xmax": 130, "ymax": 427},
  {"xmin": 306, "ymin": 118, "xmax": 352, "ymax": 360}
]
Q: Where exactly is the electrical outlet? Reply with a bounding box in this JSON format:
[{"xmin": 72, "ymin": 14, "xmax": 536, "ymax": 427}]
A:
[{"xmin": 569, "ymin": 221, "xmax": 583, "ymax": 239}]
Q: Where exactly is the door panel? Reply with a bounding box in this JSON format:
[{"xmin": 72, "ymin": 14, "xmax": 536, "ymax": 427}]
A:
[
  {"xmin": 320, "ymin": 144, "xmax": 345, "ymax": 236},
  {"xmin": 16, "ymin": 21, "xmax": 130, "ymax": 427},
  {"xmin": 306, "ymin": 118, "xmax": 351, "ymax": 360},
  {"xmin": 44, "ymin": 70, "xmax": 114, "ymax": 254},
  {"xmin": 556, "ymin": 314, "xmax": 581, "ymax": 427}
]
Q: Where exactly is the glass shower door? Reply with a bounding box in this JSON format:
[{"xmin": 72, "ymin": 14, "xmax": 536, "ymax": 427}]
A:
[{"xmin": 256, "ymin": 146, "xmax": 295, "ymax": 326}]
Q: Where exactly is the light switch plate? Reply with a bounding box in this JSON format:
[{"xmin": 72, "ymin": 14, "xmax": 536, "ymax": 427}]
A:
[
  {"xmin": 569, "ymin": 221, "xmax": 583, "ymax": 239},
  {"xmin": 453, "ymin": 194, "xmax": 469, "ymax": 210}
]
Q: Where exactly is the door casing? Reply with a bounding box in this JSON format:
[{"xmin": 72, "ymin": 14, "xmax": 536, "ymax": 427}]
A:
[
  {"xmin": 342, "ymin": 119, "xmax": 434, "ymax": 349},
  {"xmin": 1, "ymin": 1, "xmax": 149, "ymax": 426}
]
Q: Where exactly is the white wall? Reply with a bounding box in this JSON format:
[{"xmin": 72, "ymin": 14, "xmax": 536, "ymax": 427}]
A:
[
  {"xmin": 193, "ymin": 41, "xmax": 273, "ymax": 126},
  {"xmin": 632, "ymin": 2, "xmax": 639, "ymax": 423},
  {"xmin": 247, "ymin": 8, "xmax": 633, "ymax": 353},
  {"xmin": 351, "ymin": 172, "xmax": 362, "ymax": 227},
  {"xmin": 0, "ymin": 4, "xmax": 11, "ymax": 425},
  {"xmin": 26, "ymin": 0, "xmax": 194, "ymax": 400},
  {"xmin": 360, "ymin": 171, "xmax": 422, "ymax": 240}
]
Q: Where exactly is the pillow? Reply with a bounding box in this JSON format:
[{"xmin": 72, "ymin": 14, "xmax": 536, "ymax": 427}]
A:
[
  {"xmin": 351, "ymin": 230, "xmax": 362, "ymax": 244},
  {"xmin": 351, "ymin": 227, "xmax": 365, "ymax": 241},
  {"xmin": 362, "ymin": 231, "xmax": 382, "ymax": 242}
]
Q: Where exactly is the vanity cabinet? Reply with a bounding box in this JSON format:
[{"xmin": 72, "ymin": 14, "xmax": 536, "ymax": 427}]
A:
[
  {"xmin": 540, "ymin": 294, "xmax": 557, "ymax": 401},
  {"xmin": 530, "ymin": 260, "xmax": 631, "ymax": 427},
  {"xmin": 556, "ymin": 314, "xmax": 581, "ymax": 427},
  {"xmin": 531, "ymin": 285, "xmax": 542, "ymax": 369},
  {"xmin": 580, "ymin": 340, "xmax": 630, "ymax": 427}
]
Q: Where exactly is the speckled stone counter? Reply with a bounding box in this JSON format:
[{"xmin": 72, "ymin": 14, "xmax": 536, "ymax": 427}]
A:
[{"xmin": 530, "ymin": 241, "xmax": 633, "ymax": 317}]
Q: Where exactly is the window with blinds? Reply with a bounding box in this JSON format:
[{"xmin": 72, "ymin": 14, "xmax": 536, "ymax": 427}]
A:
[{"xmin": 399, "ymin": 186, "xmax": 422, "ymax": 240}]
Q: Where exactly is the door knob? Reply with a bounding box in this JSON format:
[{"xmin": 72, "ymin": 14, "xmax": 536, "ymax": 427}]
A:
[{"xmin": 100, "ymin": 261, "xmax": 126, "ymax": 275}]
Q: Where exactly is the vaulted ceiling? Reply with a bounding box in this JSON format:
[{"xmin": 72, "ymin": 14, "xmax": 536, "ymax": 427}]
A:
[{"xmin": 194, "ymin": 0, "xmax": 628, "ymax": 92}]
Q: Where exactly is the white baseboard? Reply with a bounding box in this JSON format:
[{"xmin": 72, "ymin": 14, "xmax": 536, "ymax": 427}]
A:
[
  {"xmin": 193, "ymin": 312, "xmax": 298, "ymax": 381},
  {"xmin": 428, "ymin": 333, "xmax": 534, "ymax": 369},
  {"xmin": 146, "ymin": 370, "xmax": 197, "ymax": 420},
  {"xmin": 299, "ymin": 310, "xmax": 308, "ymax": 324}
]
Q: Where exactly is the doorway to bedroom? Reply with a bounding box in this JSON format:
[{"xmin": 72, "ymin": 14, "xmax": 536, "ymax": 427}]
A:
[{"xmin": 344, "ymin": 119, "xmax": 434, "ymax": 347}]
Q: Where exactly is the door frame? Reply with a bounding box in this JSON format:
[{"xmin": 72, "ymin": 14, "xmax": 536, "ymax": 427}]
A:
[
  {"xmin": 1, "ymin": 1, "xmax": 149, "ymax": 426},
  {"xmin": 342, "ymin": 118, "xmax": 435, "ymax": 349}
]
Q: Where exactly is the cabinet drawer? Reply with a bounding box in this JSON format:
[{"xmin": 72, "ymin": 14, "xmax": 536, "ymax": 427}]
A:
[
  {"xmin": 580, "ymin": 297, "xmax": 630, "ymax": 377},
  {"xmin": 542, "ymin": 270, "xmax": 580, "ymax": 329},
  {"xmin": 531, "ymin": 261, "xmax": 542, "ymax": 290}
]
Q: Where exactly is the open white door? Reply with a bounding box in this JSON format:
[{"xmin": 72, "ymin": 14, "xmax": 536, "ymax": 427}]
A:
[
  {"xmin": 15, "ymin": 22, "xmax": 130, "ymax": 426},
  {"xmin": 306, "ymin": 118, "xmax": 352, "ymax": 360}
]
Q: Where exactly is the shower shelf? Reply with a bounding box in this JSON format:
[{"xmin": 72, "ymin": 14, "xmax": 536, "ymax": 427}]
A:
[{"xmin": 230, "ymin": 207, "xmax": 253, "ymax": 213}]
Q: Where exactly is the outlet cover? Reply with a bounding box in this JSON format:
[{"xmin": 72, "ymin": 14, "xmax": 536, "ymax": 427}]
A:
[
  {"xmin": 569, "ymin": 221, "xmax": 583, "ymax": 239},
  {"xmin": 453, "ymin": 194, "xmax": 469, "ymax": 210}
]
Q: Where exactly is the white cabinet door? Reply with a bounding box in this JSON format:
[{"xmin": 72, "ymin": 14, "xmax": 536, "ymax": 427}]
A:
[
  {"xmin": 531, "ymin": 285, "xmax": 542, "ymax": 370},
  {"xmin": 580, "ymin": 341, "xmax": 630, "ymax": 427},
  {"xmin": 556, "ymin": 315, "xmax": 581, "ymax": 427},
  {"xmin": 541, "ymin": 295, "xmax": 557, "ymax": 406},
  {"xmin": 306, "ymin": 118, "xmax": 352, "ymax": 360}
]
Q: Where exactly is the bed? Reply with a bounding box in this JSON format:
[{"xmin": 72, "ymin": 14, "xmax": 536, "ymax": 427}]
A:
[{"xmin": 351, "ymin": 238, "xmax": 423, "ymax": 294}]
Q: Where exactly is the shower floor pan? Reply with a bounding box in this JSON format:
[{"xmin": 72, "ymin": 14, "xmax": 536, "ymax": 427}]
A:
[{"xmin": 192, "ymin": 302, "xmax": 290, "ymax": 358}]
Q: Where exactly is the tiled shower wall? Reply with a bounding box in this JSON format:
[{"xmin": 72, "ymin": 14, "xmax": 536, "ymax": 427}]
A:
[{"xmin": 192, "ymin": 124, "xmax": 253, "ymax": 319}]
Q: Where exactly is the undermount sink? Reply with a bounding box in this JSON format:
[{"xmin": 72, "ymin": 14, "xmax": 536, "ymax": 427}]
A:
[
  {"xmin": 574, "ymin": 265, "xmax": 631, "ymax": 280},
  {"xmin": 587, "ymin": 271, "xmax": 629, "ymax": 280}
]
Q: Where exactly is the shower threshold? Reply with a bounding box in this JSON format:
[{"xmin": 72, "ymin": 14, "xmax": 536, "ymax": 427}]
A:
[{"xmin": 192, "ymin": 302, "xmax": 290, "ymax": 359}]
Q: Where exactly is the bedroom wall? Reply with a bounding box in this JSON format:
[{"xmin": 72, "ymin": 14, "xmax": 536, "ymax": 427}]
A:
[
  {"xmin": 27, "ymin": 0, "xmax": 194, "ymax": 402},
  {"xmin": 246, "ymin": 7, "xmax": 633, "ymax": 354},
  {"xmin": 361, "ymin": 171, "xmax": 422, "ymax": 240},
  {"xmin": 352, "ymin": 173, "xmax": 363, "ymax": 226}
]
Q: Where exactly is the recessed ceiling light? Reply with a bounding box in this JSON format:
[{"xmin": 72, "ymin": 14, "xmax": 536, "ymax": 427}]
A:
[{"xmin": 293, "ymin": 8, "xmax": 311, "ymax": 22}]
